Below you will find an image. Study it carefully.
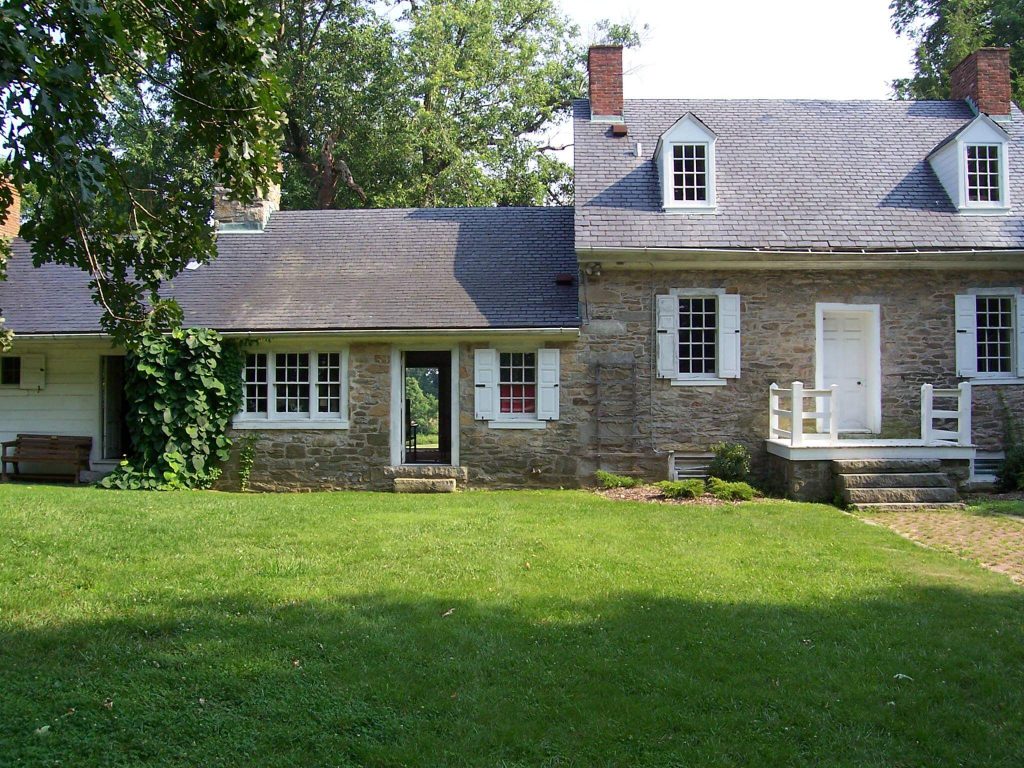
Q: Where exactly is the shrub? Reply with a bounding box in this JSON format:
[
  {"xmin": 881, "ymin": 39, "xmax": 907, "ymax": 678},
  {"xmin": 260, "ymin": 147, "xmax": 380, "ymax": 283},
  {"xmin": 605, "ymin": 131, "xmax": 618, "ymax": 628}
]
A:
[
  {"xmin": 708, "ymin": 442, "xmax": 751, "ymax": 482},
  {"xmin": 998, "ymin": 443, "xmax": 1024, "ymax": 491},
  {"xmin": 708, "ymin": 477, "xmax": 755, "ymax": 501},
  {"xmin": 656, "ymin": 479, "xmax": 706, "ymax": 499},
  {"xmin": 595, "ymin": 470, "xmax": 641, "ymax": 489}
]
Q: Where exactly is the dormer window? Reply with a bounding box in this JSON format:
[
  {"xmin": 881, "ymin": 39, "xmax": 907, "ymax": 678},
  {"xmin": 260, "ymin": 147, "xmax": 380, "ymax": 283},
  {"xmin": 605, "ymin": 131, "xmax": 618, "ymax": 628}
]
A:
[
  {"xmin": 655, "ymin": 113, "xmax": 717, "ymax": 212},
  {"xmin": 672, "ymin": 144, "xmax": 708, "ymax": 202},
  {"xmin": 927, "ymin": 114, "xmax": 1010, "ymax": 214},
  {"xmin": 966, "ymin": 144, "xmax": 1002, "ymax": 204}
]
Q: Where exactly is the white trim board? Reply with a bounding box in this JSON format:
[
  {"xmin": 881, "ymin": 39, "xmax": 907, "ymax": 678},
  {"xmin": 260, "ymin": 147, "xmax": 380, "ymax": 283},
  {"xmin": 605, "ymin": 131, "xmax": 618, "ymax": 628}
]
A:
[{"xmin": 815, "ymin": 303, "xmax": 882, "ymax": 435}]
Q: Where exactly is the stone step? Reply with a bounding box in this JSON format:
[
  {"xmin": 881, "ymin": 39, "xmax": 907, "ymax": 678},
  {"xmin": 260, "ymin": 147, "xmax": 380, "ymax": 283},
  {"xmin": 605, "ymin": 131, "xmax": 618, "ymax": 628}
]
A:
[
  {"xmin": 849, "ymin": 502, "xmax": 967, "ymax": 512},
  {"xmin": 836, "ymin": 472, "xmax": 952, "ymax": 490},
  {"xmin": 844, "ymin": 486, "xmax": 960, "ymax": 505},
  {"xmin": 832, "ymin": 459, "xmax": 942, "ymax": 474},
  {"xmin": 394, "ymin": 478, "xmax": 457, "ymax": 493}
]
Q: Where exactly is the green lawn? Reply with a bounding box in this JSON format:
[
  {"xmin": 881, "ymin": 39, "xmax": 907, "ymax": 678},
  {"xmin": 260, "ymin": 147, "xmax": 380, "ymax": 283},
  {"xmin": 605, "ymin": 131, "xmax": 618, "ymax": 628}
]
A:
[{"xmin": 1, "ymin": 487, "xmax": 1021, "ymax": 767}]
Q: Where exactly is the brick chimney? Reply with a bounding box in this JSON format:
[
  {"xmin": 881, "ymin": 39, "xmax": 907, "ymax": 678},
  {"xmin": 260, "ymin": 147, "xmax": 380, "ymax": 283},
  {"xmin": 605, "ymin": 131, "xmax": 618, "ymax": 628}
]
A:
[
  {"xmin": 0, "ymin": 181, "xmax": 20, "ymax": 239},
  {"xmin": 588, "ymin": 45, "xmax": 624, "ymax": 122},
  {"xmin": 213, "ymin": 180, "xmax": 280, "ymax": 231},
  {"xmin": 950, "ymin": 47, "xmax": 1012, "ymax": 121}
]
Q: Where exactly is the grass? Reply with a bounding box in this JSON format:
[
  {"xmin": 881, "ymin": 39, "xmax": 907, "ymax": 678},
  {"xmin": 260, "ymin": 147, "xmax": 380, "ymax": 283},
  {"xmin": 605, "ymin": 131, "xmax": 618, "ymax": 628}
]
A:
[{"xmin": 1, "ymin": 486, "xmax": 1022, "ymax": 767}]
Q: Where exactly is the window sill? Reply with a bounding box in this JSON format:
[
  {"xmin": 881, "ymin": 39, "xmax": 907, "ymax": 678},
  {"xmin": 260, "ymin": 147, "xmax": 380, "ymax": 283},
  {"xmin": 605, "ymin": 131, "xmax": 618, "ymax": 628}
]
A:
[
  {"xmin": 957, "ymin": 205, "xmax": 1011, "ymax": 216},
  {"xmin": 233, "ymin": 419, "xmax": 350, "ymax": 430},
  {"xmin": 966, "ymin": 377, "xmax": 1023, "ymax": 386},
  {"xmin": 662, "ymin": 205, "xmax": 717, "ymax": 215},
  {"xmin": 669, "ymin": 378, "xmax": 729, "ymax": 387},
  {"xmin": 487, "ymin": 420, "xmax": 548, "ymax": 430}
]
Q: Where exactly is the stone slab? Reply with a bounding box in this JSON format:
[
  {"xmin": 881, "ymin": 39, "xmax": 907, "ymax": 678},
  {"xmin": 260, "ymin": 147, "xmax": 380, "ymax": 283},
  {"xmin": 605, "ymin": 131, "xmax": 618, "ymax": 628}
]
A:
[{"xmin": 394, "ymin": 478, "xmax": 457, "ymax": 493}]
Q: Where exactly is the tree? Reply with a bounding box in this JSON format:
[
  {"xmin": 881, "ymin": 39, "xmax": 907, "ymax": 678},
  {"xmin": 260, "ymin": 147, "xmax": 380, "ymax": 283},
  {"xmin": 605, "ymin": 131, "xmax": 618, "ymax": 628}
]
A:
[
  {"xmin": 890, "ymin": 0, "xmax": 1023, "ymax": 107},
  {"xmin": 405, "ymin": 375, "xmax": 439, "ymax": 434},
  {"xmin": 0, "ymin": 0, "xmax": 285, "ymax": 346},
  {"xmin": 277, "ymin": 0, "xmax": 640, "ymax": 209}
]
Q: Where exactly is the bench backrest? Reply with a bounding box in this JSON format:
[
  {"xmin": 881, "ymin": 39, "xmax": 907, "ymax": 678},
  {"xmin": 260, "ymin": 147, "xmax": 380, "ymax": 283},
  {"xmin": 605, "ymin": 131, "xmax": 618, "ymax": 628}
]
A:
[{"xmin": 13, "ymin": 434, "xmax": 93, "ymax": 460}]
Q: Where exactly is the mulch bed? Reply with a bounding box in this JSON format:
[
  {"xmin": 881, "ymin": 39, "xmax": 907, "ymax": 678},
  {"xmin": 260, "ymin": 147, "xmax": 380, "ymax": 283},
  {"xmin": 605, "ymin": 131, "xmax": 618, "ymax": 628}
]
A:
[{"xmin": 596, "ymin": 485, "xmax": 733, "ymax": 506}]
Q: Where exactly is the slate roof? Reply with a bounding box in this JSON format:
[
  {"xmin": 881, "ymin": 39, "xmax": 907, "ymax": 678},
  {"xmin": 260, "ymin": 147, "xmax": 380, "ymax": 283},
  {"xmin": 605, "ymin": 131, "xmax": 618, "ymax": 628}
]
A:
[
  {"xmin": 574, "ymin": 99, "xmax": 1024, "ymax": 251},
  {"xmin": 0, "ymin": 207, "xmax": 579, "ymax": 334}
]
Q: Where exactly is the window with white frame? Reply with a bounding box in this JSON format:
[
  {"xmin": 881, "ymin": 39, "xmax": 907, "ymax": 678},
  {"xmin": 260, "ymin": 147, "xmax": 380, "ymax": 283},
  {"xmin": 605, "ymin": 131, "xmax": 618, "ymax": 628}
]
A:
[
  {"xmin": 474, "ymin": 348, "xmax": 560, "ymax": 426},
  {"xmin": 966, "ymin": 144, "xmax": 1002, "ymax": 204},
  {"xmin": 498, "ymin": 352, "xmax": 537, "ymax": 416},
  {"xmin": 656, "ymin": 291, "xmax": 741, "ymax": 384},
  {"xmin": 654, "ymin": 113, "xmax": 717, "ymax": 211},
  {"xmin": 237, "ymin": 350, "xmax": 349, "ymax": 426},
  {"xmin": 672, "ymin": 144, "xmax": 708, "ymax": 203},
  {"xmin": 955, "ymin": 292, "xmax": 1024, "ymax": 381}
]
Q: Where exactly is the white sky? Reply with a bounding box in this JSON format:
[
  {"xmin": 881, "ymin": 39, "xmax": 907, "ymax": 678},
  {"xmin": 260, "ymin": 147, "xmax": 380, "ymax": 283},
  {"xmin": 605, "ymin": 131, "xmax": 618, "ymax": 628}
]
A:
[
  {"xmin": 546, "ymin": 0, "xmax": 918, "ymax": 162},
  {"xmin": 559, "ymin": 0, "xmax": 918, "ymax": 99}
]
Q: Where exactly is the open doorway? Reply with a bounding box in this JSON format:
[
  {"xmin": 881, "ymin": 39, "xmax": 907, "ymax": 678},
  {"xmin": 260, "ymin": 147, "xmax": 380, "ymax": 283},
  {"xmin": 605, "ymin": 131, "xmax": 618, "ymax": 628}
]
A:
[
  {"xmin": 403, "ymin": 350, "xmax": 452, "ymax": 464},
  {"xmin": 100, "ymin": 355, "xmax": 133, "ymax": 460}
]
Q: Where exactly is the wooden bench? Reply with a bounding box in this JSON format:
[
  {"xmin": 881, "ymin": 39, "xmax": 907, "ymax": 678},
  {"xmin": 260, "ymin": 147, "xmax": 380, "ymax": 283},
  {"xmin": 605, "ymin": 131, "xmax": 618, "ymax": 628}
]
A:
[{"xmin": 1, "ymin": 434, "xmax": 93, "ymax": 484}]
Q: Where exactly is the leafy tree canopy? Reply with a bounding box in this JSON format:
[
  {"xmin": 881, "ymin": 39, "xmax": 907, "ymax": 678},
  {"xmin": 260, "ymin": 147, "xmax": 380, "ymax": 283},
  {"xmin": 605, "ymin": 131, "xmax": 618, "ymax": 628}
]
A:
[
  {"xmin": 890, "ymin": 0, "xmax": 1023, "ymax": 106},
  {"xmin": 277, "ymin": 0, "xmax": 641, "ymax": 209},
  {"xmin": 0, "ymin": 0, "xmax": 285, "ymax": 344}
]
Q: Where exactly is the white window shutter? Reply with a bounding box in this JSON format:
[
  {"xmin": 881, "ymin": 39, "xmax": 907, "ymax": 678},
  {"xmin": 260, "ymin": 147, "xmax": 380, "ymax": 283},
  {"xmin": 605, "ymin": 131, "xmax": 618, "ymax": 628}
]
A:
[
  {"xmin": 954, "ymin": 294, "xmax": 978, "ymax": 377},
  {"xmin": 717, "ymin": 293, "xmax": 741, "ymax": 379},
  {"xmin": 18, "ymin": 354, "xmax": 45, "ymax": 390},
  {"xmin": 536, "ymin": 348, "xmax": 560, "ymax": 421},
  {"xmin": 474, "ymin": 348, "xmax": 498, "ymax": 420},
  {"xmin": 655, "ymin": 294, "xmax": 678, "ymax": 379},
  {"xmin": 1017, "ymin": 295, "xmax": 1024, "ymax": 377}
]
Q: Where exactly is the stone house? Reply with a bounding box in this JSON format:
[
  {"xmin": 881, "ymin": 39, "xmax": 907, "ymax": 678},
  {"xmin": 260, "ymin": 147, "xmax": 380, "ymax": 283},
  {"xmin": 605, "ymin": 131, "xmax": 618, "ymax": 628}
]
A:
[{"xmin": 1, "ymin": 45, "xmax": 1023, "ymax": 502}]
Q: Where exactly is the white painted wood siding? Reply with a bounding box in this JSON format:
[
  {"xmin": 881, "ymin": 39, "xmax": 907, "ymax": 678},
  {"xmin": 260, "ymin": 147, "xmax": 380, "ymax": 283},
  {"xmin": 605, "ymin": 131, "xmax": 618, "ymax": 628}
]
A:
[{"xmin": 0, "ymin": 340, "xmax": 113, "ymax": 467}]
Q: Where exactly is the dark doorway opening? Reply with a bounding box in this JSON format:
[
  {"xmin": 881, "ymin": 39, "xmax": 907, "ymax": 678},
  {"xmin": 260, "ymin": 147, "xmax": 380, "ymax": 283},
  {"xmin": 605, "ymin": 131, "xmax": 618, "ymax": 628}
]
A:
[
  {"xmin": 100, "ymin": 356, "xmax": 133, "ymax": 461},
  {"xmin": 404, "ymin": 351, "xmax": 451, "ymax": 464}
]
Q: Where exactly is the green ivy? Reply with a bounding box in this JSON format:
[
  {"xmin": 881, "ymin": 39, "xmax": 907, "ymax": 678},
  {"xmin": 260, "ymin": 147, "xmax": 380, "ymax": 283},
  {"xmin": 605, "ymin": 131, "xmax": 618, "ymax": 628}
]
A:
[{"xmin": 99, "ymin": 327, "xmax": 244, "ymax": 491}]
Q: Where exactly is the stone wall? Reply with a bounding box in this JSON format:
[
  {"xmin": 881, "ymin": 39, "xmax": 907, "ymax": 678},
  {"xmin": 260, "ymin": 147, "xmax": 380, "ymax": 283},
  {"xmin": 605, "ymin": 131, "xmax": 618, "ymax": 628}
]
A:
[
  {"xmin": 219, "ymin": 343, "xmax": 392, "ymax": 491},
  {"xmin": 578, "ymin": 268, "xmax": 1024, "ymax": 484},
  {"xmin": 457, "ymin": 341, "xmax": 584, "ymax": 488}
]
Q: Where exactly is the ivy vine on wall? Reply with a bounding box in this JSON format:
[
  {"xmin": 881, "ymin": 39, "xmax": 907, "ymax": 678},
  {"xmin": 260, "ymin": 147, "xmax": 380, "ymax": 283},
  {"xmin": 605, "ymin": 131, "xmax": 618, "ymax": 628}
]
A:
[{"xmin": 100, "ymin": 327, "xmax": 245, "ymax": 491}]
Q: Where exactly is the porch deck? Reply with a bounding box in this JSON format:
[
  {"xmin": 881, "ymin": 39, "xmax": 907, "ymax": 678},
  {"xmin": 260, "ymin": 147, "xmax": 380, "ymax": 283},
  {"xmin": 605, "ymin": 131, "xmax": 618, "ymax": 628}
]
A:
[{"xmin": 766, "ymin": 438, "xmax": 975, "ymax": 462}]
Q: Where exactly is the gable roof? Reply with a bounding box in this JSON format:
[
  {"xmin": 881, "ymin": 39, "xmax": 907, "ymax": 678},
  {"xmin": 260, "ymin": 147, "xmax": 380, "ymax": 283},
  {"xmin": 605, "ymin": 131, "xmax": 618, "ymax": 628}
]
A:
[
  {"xmin": 0, "ymin": 207, "xmax": 579, "ymax": 335},
  {"xmin": 574, "ymin": 98, "xmax": 1024, "ymax": 252}
]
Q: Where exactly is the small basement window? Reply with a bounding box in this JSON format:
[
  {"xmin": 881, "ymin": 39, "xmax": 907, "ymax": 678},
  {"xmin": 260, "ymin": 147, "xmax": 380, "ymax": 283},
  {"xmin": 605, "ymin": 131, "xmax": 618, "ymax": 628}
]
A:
[
  {"xmin": 966, "ymin": 144, "xmax": 1001, "ymax": 204},
  {"xmin": 672, "ymin": 144, "xmax": 708, "ymax": 202},
  {"xmin": 0, "ymin": 356, "xmax": 20, "ymax": 386}
]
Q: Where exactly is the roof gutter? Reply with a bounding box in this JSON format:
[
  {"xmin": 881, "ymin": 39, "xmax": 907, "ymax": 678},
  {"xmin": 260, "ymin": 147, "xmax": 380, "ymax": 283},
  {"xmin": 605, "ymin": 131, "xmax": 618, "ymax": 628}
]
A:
[
  {"xmin": 8, "ymin": 326, "xmax": 582, "ymax": 341},
  {"xmin": 577, "ymin": 245, "xmax": 1024, "ymax": 270}
]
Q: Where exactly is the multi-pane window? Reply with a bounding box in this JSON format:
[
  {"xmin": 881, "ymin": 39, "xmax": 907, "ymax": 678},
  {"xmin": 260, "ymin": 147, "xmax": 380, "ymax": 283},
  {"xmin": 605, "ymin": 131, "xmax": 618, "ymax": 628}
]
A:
[
  {"xmin": 678, "ymin": 297, "xmax": 717, "ymax": 375},
  {"xmin": 317, "ymin": 353, "xmax": 342, "ymax": 414},
  {"xmin": 976, "ymin": 296, "xmax": 1014, "ymax": 374},
  {"xmin": 241, "ymin": 351, "xmax": 346, "ymax": 422},
  {"xmin": 672, "ymin": 144, "xmax": 708, "ymax": 202},
  {"xmin": 499, "ymin": 352, "xmax": 536, "ymax": 415},
  {"xmin": 966, "ymin": 145, "xmax": 1001, "ymax": 203},
  {"xmin": 0, "ymin": 356, "xmax": 20, "ymax": 386},
  {"xmin": 244, "ymin": 353, "xmax": 268, "ymax": 413},
  {"xmin": 275, "ymin": 353, "xmax": 310, "ymax": 414}
]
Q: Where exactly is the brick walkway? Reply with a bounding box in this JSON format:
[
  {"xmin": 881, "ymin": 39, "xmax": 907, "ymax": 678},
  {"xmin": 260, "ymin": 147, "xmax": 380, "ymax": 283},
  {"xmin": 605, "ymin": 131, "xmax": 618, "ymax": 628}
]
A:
[{"xmin": 861, "ymin": 496, "xmax": 1024, "ymax": 585}]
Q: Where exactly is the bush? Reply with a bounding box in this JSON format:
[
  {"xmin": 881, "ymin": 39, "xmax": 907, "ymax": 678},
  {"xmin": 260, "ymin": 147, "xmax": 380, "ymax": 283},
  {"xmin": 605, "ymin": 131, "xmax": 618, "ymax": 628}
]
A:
[
  {"xmin": 656, "ymin": 479, "xmax": 706, "ymax": 499},
  {"xmin": 595, "ymin": 470, "xmax": 641, "ymax": 489},
  {"xmin": 708, "ymin": 442, "xmax": 751, "ymax": 482},
  {"xmin": 998, "ymin": 443, "xmax": 1024, "ymax": 491},
  {"xmin": 708, "ymin": 477, "xmax": 756, "ymax": 501}
]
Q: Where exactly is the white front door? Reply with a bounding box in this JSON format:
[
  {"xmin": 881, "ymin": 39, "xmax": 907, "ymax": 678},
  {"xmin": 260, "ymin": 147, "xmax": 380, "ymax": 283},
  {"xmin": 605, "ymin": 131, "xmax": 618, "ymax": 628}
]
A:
[{"xmin": 820, "ymin": 311, "xmax": 872, "ymax": 432}]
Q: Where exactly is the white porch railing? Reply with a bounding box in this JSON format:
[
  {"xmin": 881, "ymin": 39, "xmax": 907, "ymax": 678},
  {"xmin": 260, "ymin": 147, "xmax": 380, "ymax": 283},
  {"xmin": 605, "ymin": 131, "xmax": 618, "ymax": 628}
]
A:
[
  {"xmin": 769, "ymin": 382, "xmax": 839, "ymax": 446},
  {"xmin": 920, "ymin": 382, "xmax": 972, "ymax": 446},
  {"xmin": 768, "ymin": 380, "xmax": 972, "ymax": 447}
]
